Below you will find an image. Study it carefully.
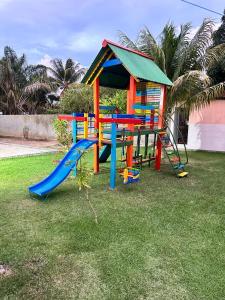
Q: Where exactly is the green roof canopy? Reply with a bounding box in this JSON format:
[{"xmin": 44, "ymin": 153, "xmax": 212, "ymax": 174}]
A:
[{"xmin": 82, "ymin": 40, "xmax": 173, "ymax": 89}]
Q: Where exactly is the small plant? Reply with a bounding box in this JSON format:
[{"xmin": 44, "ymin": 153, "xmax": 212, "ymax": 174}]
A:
[
  {"xmin": 75, "ymin": 149, "xmax": 98, "ymax": 224},
  {"xmin": 101, "ymin": 90, "xmax": 126, "ymax": 113},
  {"xmin": 53, "ymin": 118, "xmax": 72, "ymax": 152}
]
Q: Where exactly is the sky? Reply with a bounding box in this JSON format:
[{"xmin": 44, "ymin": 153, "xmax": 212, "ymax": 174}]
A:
[{"xmin": 0, "ymin": 0, "xmax": 224, "ymax": 67}]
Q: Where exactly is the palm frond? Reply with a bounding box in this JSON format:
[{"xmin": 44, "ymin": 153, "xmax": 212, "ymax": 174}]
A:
[
  {"xmin": 205, "ymin": 43, "xmax": 225, "ymax": 70},
  {"xmin": 4, "ymin": 46, "xmax": 17, "ymax": 61},
  {"xmin": 65, "ymin": 58, "xmax": 74, "ymax": 70},
  {"xmin": 187, "ymin": 18, "xmax": 214, "ymax": 69},
  {"xmin": 173, "ymin": 19, "xmax": 214, "ymax": 79},
  {"xmin": 172, "ymin": 23, "xmax": 192, "ymax": 80},
  {"xmin": 118, "ymin": 30, "xmax": 139, "ymax": 50},
  {"xmin": 170, "ymin": 70, "xmax": 211, "ymax": 108},
  {"xmin": 137, "ymin": 26, "xmax": 166, "ymax": 72},
  {"xmin": 189, "ymin": 81, "xmax": 225, "ymax": 110},
  {"xmin": 160, "ymin": 22, "xmax": 179, "ymax": 79},
  {"xmin": 23, "ymin": 82, "xmax": 51, "ymax": 97},
  {"xmin": 18, "ymin": 54, "xmax": 27, "ymax": 69},
  {"xmin": 49, "ymin": 59, "xmax": 65, "ymax": 81}
]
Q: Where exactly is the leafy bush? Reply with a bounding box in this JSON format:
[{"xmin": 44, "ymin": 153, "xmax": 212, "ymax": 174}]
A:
[
  {"xmin": 101, "ymin": 90, "xmax": 127, "ymax": 113},
  {"xmin": 60, "ymin": 83, "xmax": 93, "ymax": 113},
  {"xmin": 60, "ymin": 83, "xmax": 127, "ymax": 114},
  {"xmin": 53, "ymin": 118, "xmax": 72, "ymax": 150}
]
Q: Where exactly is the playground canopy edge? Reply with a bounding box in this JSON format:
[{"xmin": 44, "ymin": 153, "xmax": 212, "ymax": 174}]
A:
[{"xmin": 81, "ymin": 39, "xmax": 173, "ymax": 89}]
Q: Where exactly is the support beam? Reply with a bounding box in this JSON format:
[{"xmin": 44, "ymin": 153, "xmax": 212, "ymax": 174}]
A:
[
  {"xmin": 93, "ymin": 78, "xmax": 100, "ymax": 174},
  {"xmin": 84, "ymin": 113, "xmax": 88, "ymax": 138},
  {"xmin": 72, "ymin": 112, "xmax": 77, "ymax": 176},
  {"xmin": 102, "ymin": 58, "xmax": 122, "ymax": 68},
  {"xmin": 71, "ymin": 113, "xmax": 77, "ymax": 144},
  {"xmin": 155, "ymin": 85, "xmax": 167, "ymax": 170},
  {"xmin": 126, "ymin": 76, "xmax": 136, "ymax": 168},
  {"xmin": 110, "ymin": 123, "xmax": 117, "ymax": 189}
]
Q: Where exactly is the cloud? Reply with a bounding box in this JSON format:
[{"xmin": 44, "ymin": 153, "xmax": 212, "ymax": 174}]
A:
[
  {"xmin": 67, "ymin": 31, "xmax": 103, "ymax": 53},
  {"xmin": 0, "ymin": 0, "xmax": 12, "ymax": 9},
  {"xmin": 39, "ymin": 54, "xmax": 52, "ymax": 67},
  {"xmin": 0, "ymin": 0, "xmax": 223, "ymax": 67},
  {"xmin": 26, "ymin": 48, "xmax": 43, "ymax": 55},
  {"xmin": 40, "ymin": 39, "xmax": 58, "ymax": 49}
]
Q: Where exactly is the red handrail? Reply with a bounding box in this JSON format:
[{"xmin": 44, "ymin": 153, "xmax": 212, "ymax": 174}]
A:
[
  {"xmin": 58, "ymin": 115, "xmax": 87, "ymax": 122},
  {"xmin": 99, "ymin": 118, "xmax": 143, "ymax": 125}
]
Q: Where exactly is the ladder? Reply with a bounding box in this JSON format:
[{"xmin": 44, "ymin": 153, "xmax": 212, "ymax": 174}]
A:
[{"xmin": 158, "ymin": 115, "xmax": 188, "ymax": 178}]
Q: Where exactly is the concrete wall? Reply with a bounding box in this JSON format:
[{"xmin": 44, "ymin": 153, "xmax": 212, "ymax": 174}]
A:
[
  {"xmin": 0, "ymin": 115, "xmax": 57, "ymax": 140},
  {"xmin": 187, "ymin": 100, "xmax": 225, "ymax": 152}
]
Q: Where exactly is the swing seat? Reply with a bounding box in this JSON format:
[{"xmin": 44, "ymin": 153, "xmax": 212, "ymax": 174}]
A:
[{"xmin": 123, "ymin": 168, "xmax": 140, "ymax": 184}]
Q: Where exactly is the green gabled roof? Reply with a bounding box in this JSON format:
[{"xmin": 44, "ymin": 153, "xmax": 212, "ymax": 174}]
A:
[{"xmin": 82, "ymin": 40, "xmax": 173, "ymax": 88}]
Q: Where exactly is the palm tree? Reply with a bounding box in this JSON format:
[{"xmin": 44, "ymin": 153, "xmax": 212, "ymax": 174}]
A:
[
  {"xmin": 48, "ymin": 58, "xmax": 86, "ymax": 96},
  {"xmin": 119, "ymin": 19, "xmax": 225, "ymax": 111},
  {"xmin": 0, "ymin": 46, "xmax": 51, "ymax": 114}
]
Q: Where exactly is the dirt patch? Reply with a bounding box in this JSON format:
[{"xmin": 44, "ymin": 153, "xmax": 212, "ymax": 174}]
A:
[
  {"xmin": 0, "ymin": 264, "xmax": 13, "ymax": 278},
  {"xmin": 25, "ymin": 257, "xmax": 47, "ymax": 273}
]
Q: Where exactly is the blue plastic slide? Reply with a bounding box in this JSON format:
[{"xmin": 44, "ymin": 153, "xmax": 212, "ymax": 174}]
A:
[
  {"xmin": 29, "ymin": 139, "xmax": 96, "ymax": 197},
  {"xmin": 99, "ymin": 144, "xmax": 111, "ymax": 163}
]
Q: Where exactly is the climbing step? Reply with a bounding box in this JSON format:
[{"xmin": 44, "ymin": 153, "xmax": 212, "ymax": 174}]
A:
[
  {"xmin": 177, "ymin": 171, "xmax": 189, "ymax": 178},
  {"xmin": 157, "ymin": 115, "xmax": 188, "ymax": 178},
  {"xmin": 167, "ymin": 151, "xmax": 177, "ymax": 156}
]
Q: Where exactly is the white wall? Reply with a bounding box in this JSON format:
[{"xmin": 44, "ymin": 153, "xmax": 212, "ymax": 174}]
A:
[
  {"xmin": 187, "ymin": 124, "xmax": 225, "ymax": 152},
  {"xmin": 0, "ymin": 115, "xmax": 57, "ymax": 140},
  {"xmin": 170, "ymin": 101, "xmax": 225, "ymax": 152},
  {"xmin": 187, "ymin": 100, "xmax": 225, "ymax": 152}
]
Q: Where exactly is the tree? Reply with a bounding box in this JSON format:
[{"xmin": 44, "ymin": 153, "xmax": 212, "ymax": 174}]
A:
[
  {"xmin": 48, "ymin": 58, "xmax": 86, "ymax": 95},
  {"xmin": 119, "ymin": 19, "xmax": 225, "ymax": 111},
  {"xmin": 60, "ymin": 83, "xmax": 93, "ymax": 113},
  {"xmin": 60, "ymin": 83, "xmax": 126, "ymax": 114},
  {"xmin": 213, "ymin": 9, "xmax": 225, "ymax": 46},
  {"xmin": 0, "ymin": 46, "xmax": 51, "ymax": 114},
  {"xmin": 101, "ymin": 90, "xmax": 127, "ymax": 113},
  {"xmin": 208, "ymin": 10, "xmax": 225, "ymax": 85}
]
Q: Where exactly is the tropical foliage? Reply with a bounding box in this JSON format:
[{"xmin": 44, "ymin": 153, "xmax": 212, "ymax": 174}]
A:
[
  {"xmin": 0, "ymin": 47, "xmax": 87, "ymax": 114},
  {"xmin": 48, "ymin": 58, "xmax": 86, "ymax": 94},
  {"xmin": 59, "ymin": 83, "xmax": 93, "ymax": 113},
  {"xmin": 119, "ymin": 18, "xmax": 225, "ymax": 110},
  {"xmin": 213, "ymin": 9, "xmax": 225, "ymax": 46},
  {"xmin": 101, "ymin": 90, "xmax": 127, "ymax": 113},
  {"xmin": 208, "ymin": 10, "xmax": 225, "ymax": 84},
  {"xmin": 60, "ymin": 83, "xmax": 126, "ymax": 114},
  {"xmin": 53, "ymin": 118, "xmax": 72, "ymax": 151},
  {"xmin": 0, "ymin": 46, "xmax": 51, "ymax": 114}
]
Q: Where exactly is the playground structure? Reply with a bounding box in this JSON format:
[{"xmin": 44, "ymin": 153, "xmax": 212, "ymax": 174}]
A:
[{"xmin": 29, "ymin": 40, "xmax": 188, "ymax": 196}]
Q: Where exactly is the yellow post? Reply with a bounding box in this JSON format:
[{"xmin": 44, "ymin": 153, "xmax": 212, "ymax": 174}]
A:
[
  {"xmin": 84, "ymin": 113, "xmax": 88, "ymax": 138},
  {"xmin": 99, "ymin": 114, "xmax": 103, "ymax": 147}
]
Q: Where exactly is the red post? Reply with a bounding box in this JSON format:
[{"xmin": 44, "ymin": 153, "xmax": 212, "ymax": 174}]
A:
[
  {"xmin": 150, "ymin": 109, "xmax": 155, "ymax": 130},
  {"xmin": 127, "ymin": 76, "xmax": 136, "ymax": 168},
  {"xmin": 155, "ymin": 85, "xmax": 167, "ymax": 170},
  {"xmin": 93, "ymin": 77, "xmax": 100, "ymax": 174}
]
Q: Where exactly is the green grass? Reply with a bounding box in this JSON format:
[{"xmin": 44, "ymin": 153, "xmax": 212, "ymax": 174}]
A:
[{"xmin": 0, "ymin": 150, "xmax": 225, "ymax": 299}]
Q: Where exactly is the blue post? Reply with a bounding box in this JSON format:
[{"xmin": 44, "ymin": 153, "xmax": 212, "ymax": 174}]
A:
[
  {"xmin": 72, "ymin": 113, "xmax": 77, "ymax": 176},
  {"xmin": 72, "ymin": 113, "xmax": 77, "ymax": 144},
  {"xmin": 110, "ymin": 122, "xmax": 117, "ymax": 190}
]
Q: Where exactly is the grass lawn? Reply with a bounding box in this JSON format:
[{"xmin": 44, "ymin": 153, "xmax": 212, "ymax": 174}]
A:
[{"xmin": 0, "ymin": 150, "xmax": 225, "ymax": 299}]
